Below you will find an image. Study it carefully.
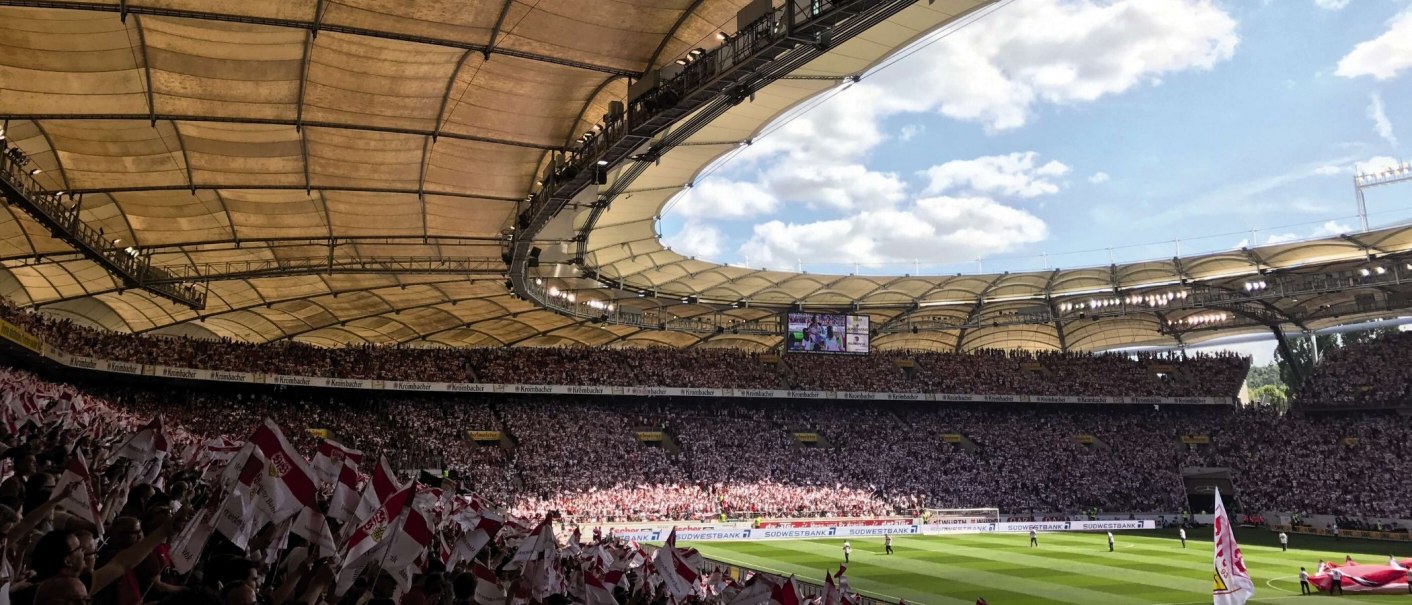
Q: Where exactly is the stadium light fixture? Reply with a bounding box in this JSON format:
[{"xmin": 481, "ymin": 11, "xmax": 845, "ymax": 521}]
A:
[
  {"xmin": 689, "ymin": 48, "xmax": 705, "ymax": 57},
  {"xmin": 29, "ymin": 168, "xmax": 40, "ymax": 176},
  {"xmin": 674, "ymin": 59, "xmax": 688, "ymax": 66}
]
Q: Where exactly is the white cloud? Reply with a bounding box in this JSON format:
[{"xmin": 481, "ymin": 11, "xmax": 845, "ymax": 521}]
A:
[
  {"xmin": 899, "ymin": 124, "xmax": 925, "ymax": 141},
  {"xmin": 1367, "ymin": 93, "xmax": 1399, "ymax": 147},
  {"xmin": 669, "ymin": 179, "xmax": 779, "ymax": 220},
  {"xmin": 764, "ymin": 163, "xmax": 907, "ymax": 211},
  {"xmin": 1313, "ymin": 164, "xmax": 1345, "ymax": 176},
  {"xmin": 922, "ymin": 152, "xmax": 1071, "ymax": 198},
  {"xmin": 1314, "ymin": 0, "xmax": 1350, "ymax": 9},
  {"xmin": 1235, "ymin": 220, "xmax": 1353, "ymax": 249},
  {"xmin": 1088, "ymin": 171, "xmax": 1111, "ymax": 183},
  {"xmin": 739, "ymin": 196, "xmax": 1047, "ymax": 269},
  {"xmin": 662, "ymin": 220, "xmax": 725, "ymax": 259},
  {"xmin": 1355, "ymin": 155, "xmax": 1405, "ymax": 175},
  {"xmin": 1336, "ymin": 10, "xmax": 1412, "ymax": 80},
  {"xmin": 861, "ymin": 0, "xmax": 1238, "ymax": 131}
]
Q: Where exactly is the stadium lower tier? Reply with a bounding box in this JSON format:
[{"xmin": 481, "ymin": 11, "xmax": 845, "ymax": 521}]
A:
[{"xmin": 8, "ymin": 361, "xmax": 1412, "ymax": 521}]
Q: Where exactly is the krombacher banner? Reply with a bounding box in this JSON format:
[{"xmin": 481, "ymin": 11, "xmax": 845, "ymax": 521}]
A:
[
  {"xmin": 634, "ymin": 431, "xmax": 664, "ymax": 442},
  {"xmin": 306, "ymin": 428, "xmax": 331, "ymax": 439},
  {"xmin": 1074, "ymin": 434, "xmax": 1095, "ymax": 445},
  {"xmin": 941, "ymin": 433, "xmax": 964, "ymax": 443},
  {"xmin": 792, "ymin": 432, "xmax": 819, "ymax": 443},
  {"xmin": 467, "ymin": 431, "xmax": 503, "ymax": 441},
  {"xmin": 1181, "ymin": 435, "xmax": 1211, "ymax": 445}
]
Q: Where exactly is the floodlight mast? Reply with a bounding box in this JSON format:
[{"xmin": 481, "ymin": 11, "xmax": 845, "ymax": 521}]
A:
[{"xmin": 1353, "ymin": 161, "xmax": 1412, "ymax": 231}]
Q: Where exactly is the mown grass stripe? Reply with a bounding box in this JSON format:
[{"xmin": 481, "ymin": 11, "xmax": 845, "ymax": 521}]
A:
[{"xmin": 673, "ymin": 532, "xmax": 1402, "ymax": 605}]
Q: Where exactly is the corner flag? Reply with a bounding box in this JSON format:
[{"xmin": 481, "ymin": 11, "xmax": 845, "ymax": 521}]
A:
[{"xmin": 1213, "ymin": 487, "xmax": 1254, "ymax": 605}]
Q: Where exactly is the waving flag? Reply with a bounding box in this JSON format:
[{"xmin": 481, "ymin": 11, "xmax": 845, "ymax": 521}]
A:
[
  {"xmin": 242, "ymin": 419, "xmax": 317, "ymax": 526},
  {"xmin": 652, "ymin": 529, "xmax": 700, "ymax": 600},
  {"xmin": 354, "ymin": 456, "xmax": 402, "ymax": 525},
  {"xmin": 336, "ymin": 484, "xmax": 414, "ymax": 595},
  {"xmin": 311, "ymin": 439, "xmax": 362, "ymax": 487},
  {"xmin": 472, "ymin": 560, "xmax": 507, "ymax": 605},
  {"xmin": 110, "ymin": 415, "xmax": 169, "ymax": 462},
  {"xmin": 327, "ymin": 457, "xmax": 362, "ymax": 523},
  {"xmin": 1213, "ymin": 487, "xmax": 1255, "ymax": 605},
  {"xmin": 52, "ymin": 451, "xmax": 103, "ymax": 537}
]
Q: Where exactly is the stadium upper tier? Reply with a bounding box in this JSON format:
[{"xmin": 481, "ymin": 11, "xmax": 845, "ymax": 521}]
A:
[{"xmin": 2, "ymin": 0, "xmax": 1411, "ymax": 353}]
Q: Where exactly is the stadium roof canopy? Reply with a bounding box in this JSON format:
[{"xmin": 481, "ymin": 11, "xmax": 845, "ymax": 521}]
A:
[{"xmin": 3, "ymin": 0, "xmax": 1412, "ymax": 353}]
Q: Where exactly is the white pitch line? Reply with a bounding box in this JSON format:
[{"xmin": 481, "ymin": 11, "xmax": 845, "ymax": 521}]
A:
[{"xmin": 1263, "ymin": 575, "xmax": 1300, "ymax": 595}]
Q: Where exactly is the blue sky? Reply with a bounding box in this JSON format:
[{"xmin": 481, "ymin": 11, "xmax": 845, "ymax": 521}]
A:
[{"xmin": 657, "ymin": 0, "xmax": 1412, "ymax": 363}]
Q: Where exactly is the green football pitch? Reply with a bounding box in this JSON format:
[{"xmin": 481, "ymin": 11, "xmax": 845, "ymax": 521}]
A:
[{"xmin": 672, "ymin": 529, "xmax": 1407, "ymax": 604}]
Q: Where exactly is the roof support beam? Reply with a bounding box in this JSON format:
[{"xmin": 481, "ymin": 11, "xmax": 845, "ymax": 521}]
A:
[
  {"xmin": 0, "ymin": 114, "xmax": 562, "ymax": 151},
  {"xmin": 953, "ymin": 274, "xmax": 1007, "ymax": 352},
  {"xmin": 131, "ymin": 15, "xmax": 156, "ymax": 126},
  {"xmin": 169, "ymin": 123, "xmax": 197, "ymax": 194},
  {"xmin": 1044, "ymin": 269, "xmax": 1067, "ymax": 351},
  {"xmin": 484, "ymin": 0, "xmax": 514, "ymax": 60},
  {"xmin": 1342, "ymin": 233, "xmax": 1391, "ymax": 257},
  {"xmin": 0, "ymin": 1, "xmax": 640, "ymax": 77},
  {"xmin": 645, "ymin": 0, "xmax": 709, "ymax": 70},
  {"xmin": 30, "ymin": 121, "xmax": 71, "ymax": 195},
  {"xmin": 61, "ymin": 183, "xmax": 525, "ymax": 203}
]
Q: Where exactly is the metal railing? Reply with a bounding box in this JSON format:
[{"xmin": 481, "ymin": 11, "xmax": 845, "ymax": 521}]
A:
[{"xmin": 0, "ymin": 141, "xmax": 207, "ymax": 308}]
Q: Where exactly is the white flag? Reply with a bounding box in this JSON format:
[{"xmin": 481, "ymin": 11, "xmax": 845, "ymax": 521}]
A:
[{"xmin": 1213, "ymin": 487, "xmax": 1254, "ymax": 605}]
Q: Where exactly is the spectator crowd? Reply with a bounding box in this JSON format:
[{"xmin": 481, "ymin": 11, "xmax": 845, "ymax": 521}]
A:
[
  {"xmin": 55, "ymin": 373, "xmax": 1412, "ymax": 523},
  {"xmin": 1297, "ymin": 330, "xmax": 1412, "ymax": 408},
  {"xmin": 0, "ymin": 298, "xmax": 1248, "ymax": 398}
]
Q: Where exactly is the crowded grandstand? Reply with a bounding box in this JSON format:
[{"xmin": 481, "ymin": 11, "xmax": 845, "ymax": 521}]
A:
[{"xmin": 4, "ymin": 0, "xmax": 1412, "ymax": 603}]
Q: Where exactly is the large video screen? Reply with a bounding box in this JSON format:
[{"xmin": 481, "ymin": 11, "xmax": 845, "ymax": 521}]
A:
[{"xmin": 784, "ymin": 313, "xmax": 869, "ymax": 354}]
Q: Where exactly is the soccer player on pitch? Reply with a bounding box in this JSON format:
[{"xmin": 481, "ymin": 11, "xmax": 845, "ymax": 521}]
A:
[
  {"xmin": 1298, "ymin": 567, "xmax": 1310, "ymax": 595},
  {"xmin": 1179, "ymin": 527, "xmax": 1186, "ymax": 548},
  {"xmin": 1278, "ymin": 531, "xmax": 1288, "ymax": 551},
  {"xmin": 885, "ymin": 533, "xmax": 893, "ymax": 555},
  {"xmin": 1029, "ymin": 528, "xmax": 1038, "ymax": 547},
  {"xmin": 1107, "ymin": 531, "xmax": 1115, "ymax": 552},
  {"xmin": 843, "ymin": 540, "xmax": 851, "ymax": 563}
]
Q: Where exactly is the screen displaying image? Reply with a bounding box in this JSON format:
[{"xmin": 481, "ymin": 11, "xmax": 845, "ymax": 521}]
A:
[{"xmin": 785, "ymin": 313, "xmax": 869, "ymax": 354}]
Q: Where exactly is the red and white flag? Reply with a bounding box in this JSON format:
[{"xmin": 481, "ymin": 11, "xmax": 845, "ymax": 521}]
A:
[
  {"xmin": 336, "ymin": 484, "xmax": 414, "ymax": 595},
  {"xmin": 110, "ymin": 415, "xmax": 169, "ymax": 463},
  {"xmin": 823, "ymin": 572, "xmax": 839, "ymax": 605},
  {"xmin": 202, "ymin": 436, "xmax": 243, "ymax": 465},
  {"xmin": 52, "ymin": 451, "xmax": 103, "ymax": 537},
  {"xmin": 447, "ymin": 501, "xmax": 503, "ymax": 569},
  {"xmin": 584, "ymin": 572, "xmax": 617, "ymax": 605},
  {"xmin": 472, "ymin": 560, "xmax": 507, "ymax": 605},
  {"xmin": 170, "ymin": 507, "xmax": 215, "ymax": 574},
  {"xmin": 770, "ymin": 577, "xmax": 801, "ymax": 605},
  {"xmin": 239, "ymin": 419, "xmax": 317, "ymax": 526},
  {"xmin": 652, "ymin": 529, "xmax": 699, "ymax": 600},
  {"xmin": 507, "ymin": 515, "xmax": 556, "ymax": 570},
  {"xmin": 353, "ymin": 456, "xmax": 402, "ymax": 525},
  {"xmin": 728, "ymin": 574, "xmax": 776, "ymax": 605},
  {"xmin": 1213, "ymin": 487, "xmax": 1254, "ymax": 605},
  {"xmin": 312, "ymin": 439, "xmax": 362, "ymax": 487},
  {"xmin": 291, "ymin": 505, "xmax": 338, "ymax": 559},
  {"xmin": 327, "ymin": 458, "xmax": 362, "ymax": 523}
]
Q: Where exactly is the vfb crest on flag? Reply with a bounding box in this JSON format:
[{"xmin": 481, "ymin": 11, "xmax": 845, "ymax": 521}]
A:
[
  {"xmin": 267, "ymin": 452, "xmax": 293, "ymax": 478},
  {"xmin": 361, "ymin": 508, "xmax": 392, "ymax": 543}
]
